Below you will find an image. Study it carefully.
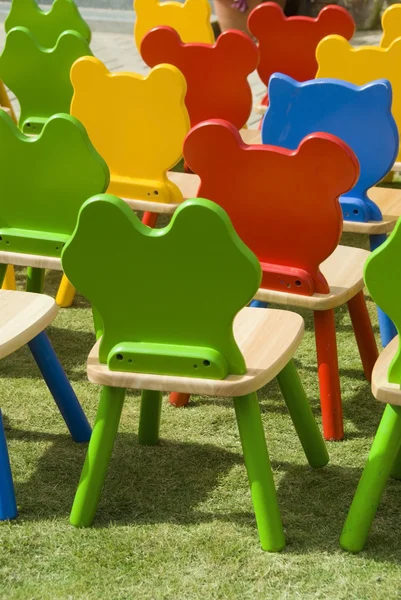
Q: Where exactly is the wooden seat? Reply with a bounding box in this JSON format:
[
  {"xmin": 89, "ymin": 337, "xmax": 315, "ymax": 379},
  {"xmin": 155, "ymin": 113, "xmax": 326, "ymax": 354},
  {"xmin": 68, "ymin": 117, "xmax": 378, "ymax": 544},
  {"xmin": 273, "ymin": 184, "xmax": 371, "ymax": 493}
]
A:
[
  {"xmin": 0, "ymin": 290, "xmax": 57, "ymax": 359},
  {"xmin": 87, "ymin": 307, "xmax": 304, "ymax": 396},
  {"xmin": 371, "ymin": 335, "xmax": 401, "ymax": 404},
  {"xmin": 254, "ymin": 245, "xmax": 368, "ymax": 310}
]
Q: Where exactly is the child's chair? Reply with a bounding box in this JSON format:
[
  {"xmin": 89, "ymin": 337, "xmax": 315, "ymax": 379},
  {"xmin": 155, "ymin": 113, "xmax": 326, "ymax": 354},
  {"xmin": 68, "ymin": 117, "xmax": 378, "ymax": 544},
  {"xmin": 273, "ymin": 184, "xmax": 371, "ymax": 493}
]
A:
[
  {"xmin": 247, "ymin": 2, "xmax": 354, "ymax": 115},
  {"xmin": 0, "ymin": 26, "xmax": 92, "ymax": 133},
  {"xmin": 140, "ymin": 26, "xmax": 259, "ymax": 132},
  {"xmin": 340, "ymin": 218, "xmax": 401, "ymax": 552},
  {"xmin": 260, "ymin": 75, "xmax": 399, "ymax": 347},
  {"xmin": 0, "ymin": 288, "xmax": 91, "ymax": 520},
  {"xmin": 0, "ymin": 111, "xmax": 108, "ymax": 296},
  {"xmin": 56, "ymin": 57, "xmax": 192, "ymax": 307},
  {"xmin": 61, "ymin": 194, "xmax": 329, "ymax": 551},
  {"xmin": 134, "ymin": 0, "xmax": 214, "ymax": 51},
  {"xmin": 172, "ymin": 122, "xmax": 378, "ymax": 442},
  {"xmin": 377, "ymin": 3, "xmax": 401, "ymax": 48},
  {"xmin": 5, "ymin": 0, "xmax": 91, "ymax": 47}
]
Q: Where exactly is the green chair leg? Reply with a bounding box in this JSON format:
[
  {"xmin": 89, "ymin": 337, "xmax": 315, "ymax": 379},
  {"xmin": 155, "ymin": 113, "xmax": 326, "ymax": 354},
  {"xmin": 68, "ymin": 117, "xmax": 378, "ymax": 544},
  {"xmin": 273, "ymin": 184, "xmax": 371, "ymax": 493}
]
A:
[
  {"xmin": 276, "ymin": 360, "xmax": 329, "ymax": 469},
  {"xmin": 340, "ymin": 404, "xmax": 401, "ymax": 553},
  {"xmin": 138, "ymin": 390, "xmax": 162, "ymax": 446},
  {"xmin": 391, "ymin": 442, "xmax": 401, "ymax": 480},
  {"xmin": 26, "ymin": 267, "xmax": 45, "ymax": 293},
  {"xmin": 233, "ymin": 392, "xmax": 285, "ymax": 552},
  {"xmin": 70, "ymin": 385, "xmax": 126, "ymax": 528},
  {"xmin": 92, "ymin": 305, "xmax": 104, "ymax": 340}
]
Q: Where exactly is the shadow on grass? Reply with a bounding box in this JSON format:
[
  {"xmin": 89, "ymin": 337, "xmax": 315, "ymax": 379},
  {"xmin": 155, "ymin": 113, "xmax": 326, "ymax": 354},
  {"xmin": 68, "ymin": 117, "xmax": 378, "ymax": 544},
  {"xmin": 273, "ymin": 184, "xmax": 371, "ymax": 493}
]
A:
[{"xmin": 5, "ymin": 417, "xmax": 401, "ymax": 562}]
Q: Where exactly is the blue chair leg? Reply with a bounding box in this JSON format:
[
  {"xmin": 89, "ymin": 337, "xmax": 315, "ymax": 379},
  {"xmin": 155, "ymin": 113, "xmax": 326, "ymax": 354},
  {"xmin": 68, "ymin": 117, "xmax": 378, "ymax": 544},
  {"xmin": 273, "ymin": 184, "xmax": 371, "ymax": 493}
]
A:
[
  {"xmin": 27, "ymin": 332, "xmax": 91, "ymax": 443},
  {"xmin": 369, "ymin": 234, "xmax": 397, "ymax": 347},
  {"xmin": 0, "ymin": 410, "xmax": 17, "ymax": 521},
  {"xmin": 250, "ymin": 300, "xmax": 268, "ymax": 308}
]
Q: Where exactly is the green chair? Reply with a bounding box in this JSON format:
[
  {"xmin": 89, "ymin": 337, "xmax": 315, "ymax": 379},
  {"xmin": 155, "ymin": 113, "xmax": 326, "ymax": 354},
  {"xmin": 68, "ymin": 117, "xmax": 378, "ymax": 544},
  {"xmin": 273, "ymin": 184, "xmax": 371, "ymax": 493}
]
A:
[
  {"xmin": 0, "ymin": 26, "xmax": 91, "ymax": 133},
  {"xmin": 62, "ymin": 193, "xmax": 329, "ymax": 551},
  {"xmin": 0, "ymin": 110, "xmax": 108, "ymax": 293},
  {"xmin": 5, "ymin": 0, "xmax": 91, "ymax": 47},
  {"xmin": 341, "ymin": 216, "xmax": 401, "ymax": 552}
]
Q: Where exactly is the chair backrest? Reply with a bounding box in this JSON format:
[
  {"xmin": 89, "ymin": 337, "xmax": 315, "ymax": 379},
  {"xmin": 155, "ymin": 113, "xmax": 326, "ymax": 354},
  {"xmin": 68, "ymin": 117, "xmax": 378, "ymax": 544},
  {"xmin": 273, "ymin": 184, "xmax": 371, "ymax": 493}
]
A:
[
  {"xmin": 61, "ymin": 195, "xmax": 261, "ymax": 378},
  {"xmin": 248, "ymin": 3, "xmax": 354, "ymax": 91},
  {"xmin": 317, "ymin": 35, "xmax": 401, "ymax": 162},
  {"xmin": 0, "ymin": 27, "xmax": 92, "ymax": 133},
  {"xmin": 134, "ymin": 0, "xmax": 214, "ymax": 51},
  {"xmin": 141, "ymin": 26, "xmax": 258, "ymax": 130},
  {"xmin": 261, "ymin": 74, "xmax": 398, "ymax": 223},
  {"xmin": 183, "ymin": 120, "xmax": 359, "ymax": 296},
  {"xmin": 70, "ymin": 57, "xmax": 190, "ymax": 204},
  {"xmin": 0, "ymin": 111, "xmax": 109, "ymax": 257},
  {"xmin": 381, "ymin": 4, "xmax": 401, "ymax": 48},
  {"xmin": 364, "ymin": 218, "xmax": 401, "ymax": 383},
  {"xmin": 5, "ymin": 0, "xmax": 91, "ymax": 47}
]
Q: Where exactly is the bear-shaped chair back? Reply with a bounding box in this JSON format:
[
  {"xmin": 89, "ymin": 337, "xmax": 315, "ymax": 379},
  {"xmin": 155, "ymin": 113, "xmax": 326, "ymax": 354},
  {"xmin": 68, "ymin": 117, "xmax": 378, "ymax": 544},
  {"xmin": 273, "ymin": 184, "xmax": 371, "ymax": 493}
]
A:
[
  {"xmin": 134, "ymin": 0, "xmax": 214, "ymax": 51},
  {"xmin": 71, "ymin": 57, "xmax": 190, "ymax": 204},
  {"xmin": 317, "ymin": 35, "xmax": 401, "ymax": 162},
  {"xmin": 141, "ymin": 26, "xmax": 259, "ymax": 130},
  {"xmin": 364, "ymin": 217, "xmax": 401, "ymax": 383},
  {"xmin": 261, "ymin": 75, "xmax": 398, "ymax": 223},
  {"xmin": 0, "ymin": 27, "xmax": 92, "ymax": 133},
  {"xmin": 0, "ymin": 111, "xmax": 109, "ymax": 258},
  {"xmin": 183, "ymin": 120, "xmax": 359, "ymax": 296},
  {"xmin": 5, "ymin": 0, "xmax": 91, "ymax": 47},
  {"xmin": 248, "ymin": 3, "xmax": 354, "ymax": 94},
  {"xmin": 62, "ymin": 195, "xmax": 261, "ymax": 378}
]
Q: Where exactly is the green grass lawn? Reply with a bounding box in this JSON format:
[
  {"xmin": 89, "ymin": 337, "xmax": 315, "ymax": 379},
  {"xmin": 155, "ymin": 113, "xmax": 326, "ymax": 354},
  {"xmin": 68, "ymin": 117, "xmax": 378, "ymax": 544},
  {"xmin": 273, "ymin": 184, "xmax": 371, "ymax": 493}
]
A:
[{"xmin": 1, "ymin": 232, "xmax": 401, "ymax": 599}]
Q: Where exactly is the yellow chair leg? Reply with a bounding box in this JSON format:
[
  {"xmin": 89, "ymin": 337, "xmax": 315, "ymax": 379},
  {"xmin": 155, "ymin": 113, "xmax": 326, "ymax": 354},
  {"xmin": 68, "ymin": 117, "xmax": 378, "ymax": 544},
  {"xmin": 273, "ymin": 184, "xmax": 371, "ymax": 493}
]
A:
[
  {"xmin": 2, "ymin": 265, "xmax": 16, "ymax": 290},
  {"xmin": 56, "ymin": 274, "xmax": 76, "ymax": 307}
]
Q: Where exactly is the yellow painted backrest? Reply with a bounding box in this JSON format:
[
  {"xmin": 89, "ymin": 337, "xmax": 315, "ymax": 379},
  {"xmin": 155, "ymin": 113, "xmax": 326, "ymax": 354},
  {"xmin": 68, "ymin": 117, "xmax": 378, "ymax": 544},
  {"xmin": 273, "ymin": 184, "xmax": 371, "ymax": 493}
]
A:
[
  {"xmin": 316, "ymin": 35, "xmax": 401, "ymax": 161},
  {"xmin": 381, "ymin": 4, "xmax": 401, "ymax": 48},
  {"xmin": 70, "ymin": 57, "xmax": 190, "ymax": 204},
  {"xmin": 133, "ymin": 0, "xmax": 214, "ymax": 51}
]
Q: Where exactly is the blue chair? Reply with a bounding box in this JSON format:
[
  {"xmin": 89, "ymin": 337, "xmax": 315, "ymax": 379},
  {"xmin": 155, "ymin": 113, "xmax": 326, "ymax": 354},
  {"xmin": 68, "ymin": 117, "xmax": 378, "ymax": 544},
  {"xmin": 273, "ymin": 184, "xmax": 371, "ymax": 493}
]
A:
[
  {"xmin": 0, "ymin": 289, "xmax": 91, "ymax": 521},
  {"xmin": 261, "ymin": 75, "xmax": 399, "ymax": 347}
]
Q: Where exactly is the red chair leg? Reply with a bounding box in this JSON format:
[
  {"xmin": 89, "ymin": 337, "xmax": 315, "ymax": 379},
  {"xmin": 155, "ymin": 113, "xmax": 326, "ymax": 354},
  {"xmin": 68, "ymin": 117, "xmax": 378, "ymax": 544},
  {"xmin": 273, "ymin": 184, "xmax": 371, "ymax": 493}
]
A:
[
  {"xmin": 314, "ymin": 309, "xmax": 344, "ymax": 441},
  {"xmin": 142, "ymin": 212, "xmax": 158, "ymax": 227},
  {"xmin": 347, "ymin": 290, "xmax": 378, "ymax": 382},
  {"xmin": 169, "ymin": 392, "xmax": 191, "ymax": 407}
]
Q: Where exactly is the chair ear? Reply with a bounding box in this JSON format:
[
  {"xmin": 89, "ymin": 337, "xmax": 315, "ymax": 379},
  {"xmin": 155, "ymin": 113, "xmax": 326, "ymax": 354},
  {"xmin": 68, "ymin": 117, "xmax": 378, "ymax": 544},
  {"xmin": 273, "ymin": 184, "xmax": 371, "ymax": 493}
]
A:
[
  {"xmin": 141, "ymin": 26, "xmax": 182, "ymax": 67},
  {"xmin": 185, "ymin": 0, "xmax": 211, "ymax": 17},
  {"xmin": 297, "ymin": 133, "xmax": 359, "ymax": 198},
  {"xmin": 70, "ymin": 56, "xmax": 107, "ymax": 90},
  {"xmin": 215, "ymin": 31, "xmax": 259, "ymax": 73},
  {"xmin": 184, "ymin": 119, "xmax": 242, "ymax": 175},
  {"xmin": 316, "ymin": 35, "xmax": 350, "ymax": 77},
  {"xmin": 317, "ymin": 5, "xmax": 355, "ymax": 38},
  {"xmin": 248, "ymin": 2, "xmax": 285, "ymax": 39},
  {"xmin": 268, "ymin": 73, "xmax": 298, "ymax": 104},
  {"xmin": 146, "ymin": 64, "xmax": 187, "ymax": 103},
  {"xmin": 388, "ymin": 36, "xmax": 401, "ymax": 61}
]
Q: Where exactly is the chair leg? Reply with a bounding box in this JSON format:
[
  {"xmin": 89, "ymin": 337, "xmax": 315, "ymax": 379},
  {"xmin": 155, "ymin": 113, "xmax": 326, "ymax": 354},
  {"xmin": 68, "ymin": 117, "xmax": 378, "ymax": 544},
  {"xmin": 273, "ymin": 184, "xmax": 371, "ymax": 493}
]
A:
[
  {"xmin": 27, "ymin": 332, "xmax": 91, "ymax": 443},
  {"xmin": 233, "ymin": 392, "xmax": 285, "ymax": 552},
  {"xmin": 369, "ymin": 234, "xmax": 397, "ymax": 347},
  {"xmin": 1, "ymin": 265, "xmax": 16, "ymax": 290},
  {"xmin": 56, "ymin": 275, "xmax": 76, "ymax": 308},
  {"xmin": 70, "ymin": 386, "xmax": 126, "ymax": 527},
  {"xmin": 169, "ymin": 392, "xmax": 191, "ymax": 407},
  {"xmin": 276, "ymin": 359, "xmax": 329, "ymax": 469},
  {"xmin": 340, "ymin": 404, "xmax": 401, "ymax": 553},
  {"xmin": 26, "ymin": 267, "xmax": 45, "ymax": 293},
  {"xmin": 347, "ymin": 290, "xmax": 378, "ymax": 382},
  {"xmin": 0, "ymin": 263, "xmax": 9, "ymax": 288},
  {"xmin": 314, "ymin": 309, "xmax": 343, "ymax": 441},
  {"xmin": 0, "ymin": 410, "xmax": 17, "ymax": 521},
  {"xmin": 142, "ymin": 212, "xmax": 158, "ymax": 228},
  {"xmin": 138, "ymin": 390, "xmax": 162, "ymax": 445},
  {"xmin": 92, "ymin": 306, "xmax": 104, "ymax": 340}
]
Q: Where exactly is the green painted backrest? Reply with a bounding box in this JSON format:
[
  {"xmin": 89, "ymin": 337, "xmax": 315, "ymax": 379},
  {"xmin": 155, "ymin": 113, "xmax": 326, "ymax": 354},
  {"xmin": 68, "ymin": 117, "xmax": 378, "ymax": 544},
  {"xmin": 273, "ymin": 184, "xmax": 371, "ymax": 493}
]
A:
[
  {"xmin": 364, "ymin": 217, "xmax": 401, "ymax": 383},
  {"xmin": 61, "ymin": 195, "xmax": 262, "ymax": 380},
  {"xmin": 0, "ymin": 27, "xmax": 92, "ymax": 133},
  {"xmin": 5, "ymin": 0, "xmax": 91, "ymax": 47},
  {"xmin": 0, "ymin": 111, "xmax": 109, "ymax": 258}
]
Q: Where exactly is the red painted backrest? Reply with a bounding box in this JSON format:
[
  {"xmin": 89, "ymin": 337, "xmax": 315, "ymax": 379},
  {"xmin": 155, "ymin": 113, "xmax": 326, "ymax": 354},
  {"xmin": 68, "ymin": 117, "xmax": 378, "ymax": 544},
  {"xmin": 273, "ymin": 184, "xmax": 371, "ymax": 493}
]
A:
[
  {"xmin": 248, "ymin": 3, "xmax": 355, "ymax": 87},
  {"xmin": 141, "ymin": 26, "xmax": 259, "ymax": 129},
  {"xmin": 183, "ymin": 120, "xmax": 359, "ymax": 296}
]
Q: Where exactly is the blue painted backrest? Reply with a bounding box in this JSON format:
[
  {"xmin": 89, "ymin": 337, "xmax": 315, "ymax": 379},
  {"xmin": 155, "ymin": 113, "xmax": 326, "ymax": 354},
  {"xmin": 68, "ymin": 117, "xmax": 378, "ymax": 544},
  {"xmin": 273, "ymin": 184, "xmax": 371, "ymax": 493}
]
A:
[{"xmin": 261, "ymin": 74, "xmax": 398, "ymax": 223}]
